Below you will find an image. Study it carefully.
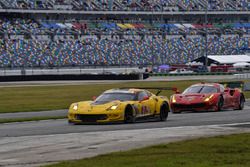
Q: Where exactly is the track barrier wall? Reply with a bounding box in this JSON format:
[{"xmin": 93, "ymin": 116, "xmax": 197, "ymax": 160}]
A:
[{"xmin": 0, "ymin": 73, "xmax": 148, "ymax": 82}]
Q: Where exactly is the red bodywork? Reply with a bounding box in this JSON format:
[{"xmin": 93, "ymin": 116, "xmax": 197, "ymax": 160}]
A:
[{"xmin": 170, "ymin": 83, "xmax": 244, "ymax": 113}]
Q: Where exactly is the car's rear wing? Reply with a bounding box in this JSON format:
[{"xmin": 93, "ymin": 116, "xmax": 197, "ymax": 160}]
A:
[
  {"xmin": 219, "ymin": 81, "xmax": 250, "ymax": 91},
  {"xmin": 120, "ymin": 87, "xmax": 178, "ymax": 95}
]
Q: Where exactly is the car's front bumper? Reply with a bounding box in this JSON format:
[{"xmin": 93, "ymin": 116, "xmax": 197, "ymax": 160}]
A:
[
  {"xmin": 171, "ymin": 101, "xmax": 217, "ymax": 112},
  {"xmin": 68, "ymin": 112, "xmax": 124, "ymax": 123}
]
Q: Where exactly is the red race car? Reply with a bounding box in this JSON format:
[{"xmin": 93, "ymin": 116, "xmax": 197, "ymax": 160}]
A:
[{"xmin": 170, "ymin": 82, "xmax": 245, "ymax": 113}]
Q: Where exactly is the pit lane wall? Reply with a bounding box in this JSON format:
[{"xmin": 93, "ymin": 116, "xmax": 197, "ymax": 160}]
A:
[
  {"xmin": 0, "ymin": 67, "xmax": 149, "ymax": 82},
  {"xmin": 0, "ymin": 73, "xmax": 149, "ymax": 82}
]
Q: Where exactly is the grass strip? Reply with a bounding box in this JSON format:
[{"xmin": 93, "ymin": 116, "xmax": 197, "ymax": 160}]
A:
[
  {"xmin": 0, "ymin": 116, "xmax": 66, "ymax": 124},
  {"xmin": 45, "ymin": 133, "xmax": 250, "ymax": 167},
  {"xmin": 0, "ymin": 81, "xmax": 198, "ymax": 113}
]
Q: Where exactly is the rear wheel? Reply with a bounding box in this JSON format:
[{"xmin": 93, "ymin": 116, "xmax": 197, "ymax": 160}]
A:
[
  {"xmin": 237, "ymin": 95, "xmax": 245, "ymax": 110},
  {"xmin": 124, "ymin": 105, "xmax": 135, "ymax": 123},
  {"xmin": 159, "ymin": 103, "xmax": 169, "ymax": 121}
]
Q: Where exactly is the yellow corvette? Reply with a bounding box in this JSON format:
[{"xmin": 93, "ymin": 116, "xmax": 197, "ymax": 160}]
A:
[{"xmin": 68, "ymin": 87, "xmax": 172, "ymax": 124}]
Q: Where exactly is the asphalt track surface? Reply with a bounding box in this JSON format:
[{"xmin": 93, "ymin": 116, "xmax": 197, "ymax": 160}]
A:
[{"xmin": 1, "ymin": 107, "xmax": 250, "ymax": 138}]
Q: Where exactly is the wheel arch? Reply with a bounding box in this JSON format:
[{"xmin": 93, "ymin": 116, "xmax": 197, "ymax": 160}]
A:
[
  {"xmin": 157, "ymin": 101, "xmax": 170, "ymax": 113},
  {"xmin": 240, "ymin": 93, "xmax": 245, "ymax": 101},
  {"xmin": 124, "ymin": 104, "xmax": 135, "ymax": 116},
  {"xmin": 124, "ymin": 104, "xmax": 136, "ymax": 123},
  {"xmin": 218, "ymin": 93, "xmax": 224, "ymax": 101},
  {"xmin": 217, "ymin": 94, "xmax": 224, "ymax": 111},
  {"xmin": 162, "ymin": 101, "xmax": 170, "ymax": 109}
]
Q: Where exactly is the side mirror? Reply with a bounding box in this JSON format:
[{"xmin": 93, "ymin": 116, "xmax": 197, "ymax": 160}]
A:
[
  {"xmin": 92, "ymin": 96, "xmax": 97, "ymax": 101},
  {"xmin": 224, "ymin": 88, "xmax": 230, "ymax": 93},
  {"xmin": 143, "ymin": 96, "xmax": 149, "ymax": 101},
  {"xmin": 172, "ymin": 87, "xmax": 180, "ymax": 94},
  {"xmin": 140, "ymin": 96, "xmax": 149, "ymax": 102}
]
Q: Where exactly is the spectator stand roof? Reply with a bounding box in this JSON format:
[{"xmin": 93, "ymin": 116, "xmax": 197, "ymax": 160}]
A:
[{"xmin": 191, "ymin": 55, "xmax": 250, "ymax": 65}]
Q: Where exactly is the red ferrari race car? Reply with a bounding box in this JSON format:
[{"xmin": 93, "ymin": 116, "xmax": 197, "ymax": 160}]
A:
[{"xmin": 170, "ymin": 82, "xmax": 245, "ymax": 113}]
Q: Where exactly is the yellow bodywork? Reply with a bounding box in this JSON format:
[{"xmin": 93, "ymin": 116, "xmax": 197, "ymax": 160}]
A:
[{"xmin": 68, "ymin": 89, "xmax": 170, "ymax": 123}]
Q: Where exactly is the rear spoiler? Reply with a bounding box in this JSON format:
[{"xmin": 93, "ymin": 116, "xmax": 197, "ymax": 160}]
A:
[
  {"xmin": 120, "ymin": 87, "xmax": 178, "ymax": 95},
  {"xmin": 219, "ymin": 81, "xmax": 250, "ymax": 91}
]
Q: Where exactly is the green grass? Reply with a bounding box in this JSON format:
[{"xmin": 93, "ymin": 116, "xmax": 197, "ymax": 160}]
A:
[
  {"xmin": 0, "ymin": 81, "xmax": 199, "ymax": 113},
  {"xmin": 0, "ymin": 116, "xmax": 66, "ymax": 124},
  {"xmin": 1, "ymin": 80, "xmax": 249, "ymax": 113},
  {"xmin": 45, "ymin": 133, "xmax": 250, "ymax": 167}
]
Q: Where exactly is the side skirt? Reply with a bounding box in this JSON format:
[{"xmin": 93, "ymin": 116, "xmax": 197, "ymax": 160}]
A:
[{"xmin": 135, "ymin": 114, "xmax": 158, "ymax": 121}]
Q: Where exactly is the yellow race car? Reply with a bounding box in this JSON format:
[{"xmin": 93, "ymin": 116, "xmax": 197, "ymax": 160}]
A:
[{"xmin": 68, "ymin": 87, "xmax": 172, "ymax": 124}]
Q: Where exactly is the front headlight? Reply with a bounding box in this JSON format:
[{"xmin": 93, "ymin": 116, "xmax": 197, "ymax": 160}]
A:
[
  {"xmin": 107, "ymin": 104, "xmax": 119, "ymax": 110},
  {"xmin": 172, "ymin": 95, "xmax": 176, "ymax": 103},
  {"xmin": 72, "ymin": 103, "xmax": 78, "ymax": 111},
  {"xmin": 204, "ymin": 94, "xmax": 214, "ymax": 102},
  {"xmin": 110, "ymin": 105, "xmax": 118, "ymax": 110}
]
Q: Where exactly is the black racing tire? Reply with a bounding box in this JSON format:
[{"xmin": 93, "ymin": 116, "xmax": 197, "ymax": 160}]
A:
[
  {"xmin": 68, "ymin": 120, "xmax": 75, "ymax": 125},
  {"xmin": 124, "ymin": 105, "xmax": 135, "ymax": 123},
  {"xmin": 237, "ymin": 94, "xmax": 245, "ymax": 110},
  {"xmin": 159, "ymin": 103, "xmax": 169, "ymax": 121},
  {"xmin": 217, "ymin": 96, "xmax": 224, "ymax": 111}
]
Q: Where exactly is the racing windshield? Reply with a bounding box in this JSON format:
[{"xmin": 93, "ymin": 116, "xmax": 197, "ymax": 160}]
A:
[
  {"xmin": 94, "ymin": 93, "xmax": 136, "ymax": 104},
  {"xmin": 183, "ymin": 86, "xmax": 218, "ymax": 94}
]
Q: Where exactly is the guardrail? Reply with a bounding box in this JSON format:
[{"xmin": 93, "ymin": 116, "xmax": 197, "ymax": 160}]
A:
[
  {"xmin": 0, "ymin": 67, "xmax": 145, "ymax": 76},
  {"xmin": 234, "ymin": 73, "xmax": 250, "ymax": 79},
  {"xmin": 150, "ymin": 72, "xmax": 234, "ymax": 76}
]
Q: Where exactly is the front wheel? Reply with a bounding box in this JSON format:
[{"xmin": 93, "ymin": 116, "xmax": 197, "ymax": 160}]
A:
[
  {"xmin": 217, "ymin": 96, "xmax": 224, "ymax": 111},
  {"xmin": 124, "ymin": 105, "xmax": 135, "ymax": 123}
]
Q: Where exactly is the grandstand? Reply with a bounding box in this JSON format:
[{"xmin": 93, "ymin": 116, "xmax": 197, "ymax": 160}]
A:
[
  {"xmin": 0, "ymin": 0, "xmax": 249, "ymax": 11},
  {"xmin": 0, "ymin": 0, "xmax": 250, "ymax": 68}
]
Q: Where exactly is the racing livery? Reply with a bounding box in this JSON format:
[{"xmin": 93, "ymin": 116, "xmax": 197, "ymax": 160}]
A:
[
  {"xmin": 170, "ymin": 82, "xmax": 245, "ymax": 113},
  {"xmin": 68, "ymin": 88, "xmax": 171, "ymax": 124}
]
